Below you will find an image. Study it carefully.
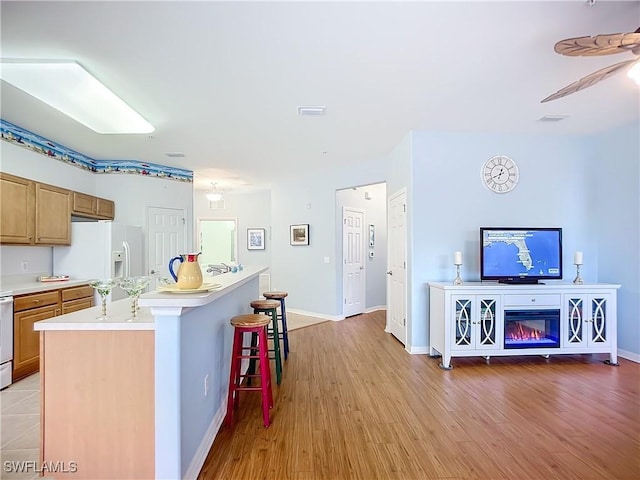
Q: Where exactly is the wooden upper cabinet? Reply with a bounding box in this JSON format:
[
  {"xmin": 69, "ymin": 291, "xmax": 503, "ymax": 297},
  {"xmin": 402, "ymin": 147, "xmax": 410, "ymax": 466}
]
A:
[
  {"xmin": 96, "ymin": 197, "xmax": 115, "ymax": 219},
  {"xmin": 0, "ymin": 173, "xmax": 35, "ymax": 244},
  {"xmin": 0, "ymin": 173, "xmax": 71, "ymax": 245},
  {"xmin": 71, "ymin": 191, "xmax": 115, "ymax": 220},
  {"xmin": 0, "ymin": 172, "xmax": 114, "ymax": 245},
  {"xmin": 72, "ymin": 191, "xmax": 96, "ymax": 216},
  {"xmin": 35, "ymin": 182, "xmax": 71, "ymax": 245}
]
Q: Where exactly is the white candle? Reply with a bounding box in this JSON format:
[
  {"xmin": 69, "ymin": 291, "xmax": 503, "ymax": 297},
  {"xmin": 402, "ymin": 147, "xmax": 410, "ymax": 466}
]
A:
[
  {"xmin": 454, "ymin": 251, "xmax": 463, "ymax": 265},
  {"xmin": 574, "ymin": 251, "xmax": 583, "ymax": 265}
]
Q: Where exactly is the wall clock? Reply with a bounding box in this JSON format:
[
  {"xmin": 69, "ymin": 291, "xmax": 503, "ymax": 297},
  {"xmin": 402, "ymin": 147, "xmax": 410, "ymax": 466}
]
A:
[{"xmin": 481, "ymin": 155, "xmax": 519, "ymax": 193}]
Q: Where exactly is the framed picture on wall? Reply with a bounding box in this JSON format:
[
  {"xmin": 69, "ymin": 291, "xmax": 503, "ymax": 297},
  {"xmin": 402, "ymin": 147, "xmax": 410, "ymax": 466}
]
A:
[
  {"xmin": 247, "ymin": 228, "xmax": 265, "ymax": 250},
  {"xmin": 290, "ymin": 224, "xmax": 309, "ymax": 246}
]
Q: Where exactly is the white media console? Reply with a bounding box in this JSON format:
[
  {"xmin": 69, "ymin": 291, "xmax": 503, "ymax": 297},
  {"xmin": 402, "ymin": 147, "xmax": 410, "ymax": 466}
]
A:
[{"xmin": 428, "ymin": 282, "xmax": 620, "ymax": 369}]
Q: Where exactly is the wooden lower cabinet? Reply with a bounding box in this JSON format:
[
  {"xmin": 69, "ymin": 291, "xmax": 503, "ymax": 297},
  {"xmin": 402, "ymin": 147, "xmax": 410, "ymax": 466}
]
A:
[
  {"xmin": 13, "ymin": 285, "xmax": 93, "ymax": 381},
  {"xmin": 61, "ymin": 298, "xmax": 93, "ymax": 314},
  {"xmin": 61, "ymin": 285, "xmax": 94, "ymax": 312},
  {"xmin": 14, "ymin": 304, "xmax": 58, "ymax": 381}
]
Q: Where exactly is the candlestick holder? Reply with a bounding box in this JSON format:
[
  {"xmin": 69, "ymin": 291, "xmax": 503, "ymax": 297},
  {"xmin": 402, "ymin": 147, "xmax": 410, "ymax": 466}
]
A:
[
  {"xmin": 453, "ymin": 264, "xmax": 463, "ymax": 285},
  {"xmin": 573, "ymin": 264, "xmax": 584, "ymax": 285}
]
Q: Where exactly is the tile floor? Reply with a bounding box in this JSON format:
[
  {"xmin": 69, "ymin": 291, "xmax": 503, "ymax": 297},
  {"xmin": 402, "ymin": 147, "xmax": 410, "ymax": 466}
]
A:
[{"xmin": 0, "ymin": 373, "xmax": 40, "ymax": 480}]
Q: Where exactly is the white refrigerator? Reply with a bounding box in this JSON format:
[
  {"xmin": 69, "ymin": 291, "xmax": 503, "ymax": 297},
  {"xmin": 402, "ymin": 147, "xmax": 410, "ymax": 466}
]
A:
[{"xmin": 53, "ymin": 221, "xmax": 144, "ymax": 301}]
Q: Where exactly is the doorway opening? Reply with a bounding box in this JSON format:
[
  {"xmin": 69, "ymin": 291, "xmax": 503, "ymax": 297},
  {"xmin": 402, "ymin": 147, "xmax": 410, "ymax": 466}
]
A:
[
  {"xmin": 197, "ymin": 218, "xmax": 237, "ymax": 267},
  {"xmin": 336, "ymin": 182, "xmax": 387, "ymax": 318}
]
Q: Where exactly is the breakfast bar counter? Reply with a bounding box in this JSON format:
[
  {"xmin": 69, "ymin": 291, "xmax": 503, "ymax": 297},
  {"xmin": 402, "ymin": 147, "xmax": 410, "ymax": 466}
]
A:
[{"xmin": 35, "ymin": 266, "xmax": 268, "ymax": 480}]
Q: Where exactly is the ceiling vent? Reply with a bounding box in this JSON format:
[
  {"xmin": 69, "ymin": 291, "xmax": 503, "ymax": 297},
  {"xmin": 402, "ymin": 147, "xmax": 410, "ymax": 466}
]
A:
[
  {"xmin": 164, "ymin": 152, "xmax": 185, "ymax": 158},
  {"xmin": 297, "ymin": 106, "xmax": 326, "ymax": 116},
  {"xmin": 539, "ymin": 115, "xmax": 570, "ymax": 122}
]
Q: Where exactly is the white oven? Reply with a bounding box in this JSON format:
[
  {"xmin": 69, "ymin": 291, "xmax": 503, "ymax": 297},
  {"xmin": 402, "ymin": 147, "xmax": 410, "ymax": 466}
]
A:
[{"xmin": 0, "ymin": 291, "xmax": 14, "ymax": 390}]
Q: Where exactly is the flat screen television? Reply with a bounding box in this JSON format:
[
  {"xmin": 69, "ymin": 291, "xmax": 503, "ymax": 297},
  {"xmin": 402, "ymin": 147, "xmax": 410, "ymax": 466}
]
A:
[{"xmin": 480, "ymin": 227, "xmax": 563, "ymax": 284}]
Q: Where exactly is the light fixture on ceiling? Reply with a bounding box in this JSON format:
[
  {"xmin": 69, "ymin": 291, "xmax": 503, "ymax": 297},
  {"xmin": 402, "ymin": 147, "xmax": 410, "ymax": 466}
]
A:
[
  {"xmin": 0, "ymin": 59, "xmax": 154, "ymax": 134},
  {"xmin": 206, "ymin": 182, "xmax": 223, "ymax": 202},
  {"xmin": 627, "ymin": 62, "xmax": 640, "ymax": 86}
]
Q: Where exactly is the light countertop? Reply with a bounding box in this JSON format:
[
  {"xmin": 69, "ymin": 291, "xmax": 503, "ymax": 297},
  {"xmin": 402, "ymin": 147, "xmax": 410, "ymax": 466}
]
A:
[
  {"xmin": 139, "ymin": 265, "xmax": 267, "ymax": 311},
  {"xmin": 0, "ymin": 274, "xmax": 94, "ymax": 296},
  {"xmin": 34, "ymin": 297, "xmax": 155, "ymax": 331},
  {"xmin": 34, "ymin": 265, "xmax": 268, "ymax": 331}
]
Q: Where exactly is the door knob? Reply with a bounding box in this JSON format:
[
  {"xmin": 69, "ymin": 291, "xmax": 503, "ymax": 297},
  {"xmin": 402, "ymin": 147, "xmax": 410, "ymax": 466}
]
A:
[{"xmin": 386, "ymin": 271, "xmax": 393, "ymax": 275}]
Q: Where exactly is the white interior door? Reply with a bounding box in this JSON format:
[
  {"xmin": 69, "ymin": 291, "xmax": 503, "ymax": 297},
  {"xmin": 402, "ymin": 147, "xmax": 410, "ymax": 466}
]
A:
[
  {"xmin": 387, "ymin": 189, "xmax": 407, "ymax": 345},
  {"xmin": 147, "ymin": 206, "xmax": 187, "ymax": 289},
  {"xmin": 343, "ymin": 207, "xmax": 365, "ymax": 317}
]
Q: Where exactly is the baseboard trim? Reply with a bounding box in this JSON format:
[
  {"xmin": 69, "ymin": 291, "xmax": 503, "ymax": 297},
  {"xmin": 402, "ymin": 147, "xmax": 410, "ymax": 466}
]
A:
[
  {"xmin": 364, "ymin": 305, "xmax": 386, "ymax": 313},
  {"xmin": 406, "ymin": 346, "xmax": 430, "ymax": 355},
  {"xmin": 287, "ymin": 308, "xmax": 344, "ymax": 321},
  {"xmin": 183, "ymin": 405, "xmax": 226, "ymax": 480},
  {"xmin": 287, "ymin": 307, "xmax": 385, "ymax": 321},
  {"xmin": 618, "ymin": 349, "xmax": 640, "ymax": 364}
]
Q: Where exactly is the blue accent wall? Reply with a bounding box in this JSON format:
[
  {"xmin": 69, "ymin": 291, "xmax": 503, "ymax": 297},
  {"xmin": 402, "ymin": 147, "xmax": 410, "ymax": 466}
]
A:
[
  {"xmin": 593, "ymin": 120, "xmax": 640, "ymax": 356},
  {"xmin": 410, "ymin": 130, "xmax": 606, "ymax": 351}
]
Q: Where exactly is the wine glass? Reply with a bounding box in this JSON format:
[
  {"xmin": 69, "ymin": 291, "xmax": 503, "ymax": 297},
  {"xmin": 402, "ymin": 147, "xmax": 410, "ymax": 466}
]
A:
[
  {"xmin": 118, "ymin": 276, "xmax": 152, "ymax": 320},
  {"xmin": 89, "ymin": 279, "xmax": 116, "ymax": 320}
]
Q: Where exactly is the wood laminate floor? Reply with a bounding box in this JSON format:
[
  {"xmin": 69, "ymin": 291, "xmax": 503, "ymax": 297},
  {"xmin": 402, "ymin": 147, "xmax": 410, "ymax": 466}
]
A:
[{"xmin": 199, "ymin": 310, "xmax": 640, "ymax": 480}]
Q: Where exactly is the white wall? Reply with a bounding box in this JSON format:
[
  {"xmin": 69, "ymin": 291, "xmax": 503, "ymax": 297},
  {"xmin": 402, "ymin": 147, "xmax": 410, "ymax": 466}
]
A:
[{"xmin": 592, "ymin": 120, "xmax": 640, "ymax": 358}]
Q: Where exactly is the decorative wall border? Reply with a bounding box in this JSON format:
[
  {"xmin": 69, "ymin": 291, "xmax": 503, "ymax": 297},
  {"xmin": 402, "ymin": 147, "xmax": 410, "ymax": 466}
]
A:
[{"xmin": 0, "ymin": 119, "xmax": 193, "ymax": 183}]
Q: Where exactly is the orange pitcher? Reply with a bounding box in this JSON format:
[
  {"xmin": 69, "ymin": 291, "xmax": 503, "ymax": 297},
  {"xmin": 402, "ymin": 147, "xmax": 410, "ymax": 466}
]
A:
[{"xmin": 168, "ymin": 253, "xmax": 203, "ymax": 289}]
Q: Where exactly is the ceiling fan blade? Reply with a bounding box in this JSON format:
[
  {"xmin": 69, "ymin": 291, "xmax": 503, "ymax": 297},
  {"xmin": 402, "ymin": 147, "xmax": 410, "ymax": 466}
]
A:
[
  {"xmin": 555, "ymin": 30, "xmax": 640, "ymax": 56},
  {"xmin": 541, "ymin": 58, "xmax": 638, "ymax": 103}
]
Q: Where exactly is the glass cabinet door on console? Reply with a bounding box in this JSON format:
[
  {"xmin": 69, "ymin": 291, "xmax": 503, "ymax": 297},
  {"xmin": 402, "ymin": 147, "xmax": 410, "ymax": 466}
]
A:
[
  {"xmin": 451, "ymin": 295, "xmax": 501, "ymax": 352},
  {"xmin": 563, "ymin": 294, "xmax": 613, "ymax": 349}
]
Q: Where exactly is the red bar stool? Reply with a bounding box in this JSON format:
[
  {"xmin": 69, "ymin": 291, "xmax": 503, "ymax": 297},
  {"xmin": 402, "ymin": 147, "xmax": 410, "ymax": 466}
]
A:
[
  {"xmin": 249, "ymin": 299, "xmax": 282, "ymax": 385},
  {"xmin": 263, "ymin": 291, "xmax": 290, "ymax": 360},
  {"xmin": 224, "ymin": 314, "xmax": 273, "ymax": 428}
]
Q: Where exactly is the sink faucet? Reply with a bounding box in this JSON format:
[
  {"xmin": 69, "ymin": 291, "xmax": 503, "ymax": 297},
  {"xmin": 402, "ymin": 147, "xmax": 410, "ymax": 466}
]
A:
[{"xmin": 206, "ymin": 264, "xmax": 231, "ymax": 274}]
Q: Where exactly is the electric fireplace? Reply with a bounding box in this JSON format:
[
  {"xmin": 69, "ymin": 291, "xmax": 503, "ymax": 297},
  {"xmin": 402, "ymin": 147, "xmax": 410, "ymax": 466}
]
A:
[{"xmin": 504, "ymin": 309, "xmax": 560, "ymax": 349}]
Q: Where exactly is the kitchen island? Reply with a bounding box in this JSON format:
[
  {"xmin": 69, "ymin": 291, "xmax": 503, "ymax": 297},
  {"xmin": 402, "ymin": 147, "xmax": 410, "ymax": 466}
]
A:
[{"xmin": 35, "ymin": 265, "xmax": 268, "ymax": 479}]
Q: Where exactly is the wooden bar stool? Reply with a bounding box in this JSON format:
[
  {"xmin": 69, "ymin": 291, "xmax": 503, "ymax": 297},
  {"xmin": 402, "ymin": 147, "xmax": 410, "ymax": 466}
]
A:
[
  {"xmin": 224, "ymin": 314, "xmax": 273, "ymax": 428},
  {"xmin": 249, "ymin": 299, "xmax": 282, "ymax": 385},
  {"xmin": 263, "ymin": 291, "xmax": 290, "ymax": 360}
]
